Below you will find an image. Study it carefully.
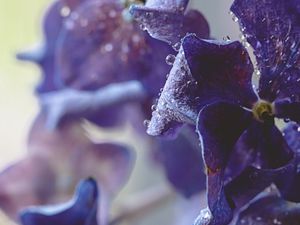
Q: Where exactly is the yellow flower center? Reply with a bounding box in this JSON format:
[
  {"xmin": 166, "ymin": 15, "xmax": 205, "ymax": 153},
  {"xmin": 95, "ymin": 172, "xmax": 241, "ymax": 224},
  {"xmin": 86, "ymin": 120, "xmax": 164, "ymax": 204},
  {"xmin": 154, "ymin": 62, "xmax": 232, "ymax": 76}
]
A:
[{"xmin": 252, "ymin": 100, "xmax": 274, "ymax": 122}]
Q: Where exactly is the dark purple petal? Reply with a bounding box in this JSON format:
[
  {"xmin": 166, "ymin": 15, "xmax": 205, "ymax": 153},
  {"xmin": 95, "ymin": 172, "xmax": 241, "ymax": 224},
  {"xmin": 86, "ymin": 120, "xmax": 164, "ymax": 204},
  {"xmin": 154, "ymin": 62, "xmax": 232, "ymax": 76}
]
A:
[
  {"xmin": 147, "ymin": 35, "xmax": 257, "ymax": 137},
  {"xmin": 155, "ymin": 128, "xmax": 205, "ymax": 197},
  {"xmin": 236, "ymin": 193, "xmax": 300, "ymax": 225},
  {"xmin": 274, "ymin": 98, "xmax": 300, "ymax": 123},
  {"xmin": 130, "ymin": 5, "xmax": 209, "ymax": 45},
  {"xmin": 183, "ymin": 34, "xmax": 257, "ymax": 109},
  {"xmin": 231, "ymin": 0, "xmax": 300, "ymax": 102},
  {"xmin": 20, "ymin": 178, "xmax": 98, "ymax": 225},
  {"xmin": 195, "ymin": 102, "xmax": 252, "ymax": 225}
]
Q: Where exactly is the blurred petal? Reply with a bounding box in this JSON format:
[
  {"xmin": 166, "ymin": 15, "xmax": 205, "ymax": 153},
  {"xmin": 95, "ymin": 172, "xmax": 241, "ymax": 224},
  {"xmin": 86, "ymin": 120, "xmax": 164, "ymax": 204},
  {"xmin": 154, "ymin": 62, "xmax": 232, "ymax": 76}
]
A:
[
  {"xmin": 55, "ymin": 0, "xmax": 171, "ymax": 94},
  {"xmin": 231, "ymin": 0, "xmax": 300, "ymax": 102},
  {"xmin": 155, "ymin": 128, "xmax": 205, "ymax": 197},
  {"xmin": 274, "ymin": 98, "xmax": 300, "ymax": 123},
  {"xmin": 39, "ymin": 81, "xmax": 147, "ymax": 129},
  {"xmin": 0, "ymin": 156, "xmax": 55, "ymax": 220},
  {"xmin": 130, "ymin": 2, "xmax": 209, "ymax": 45},
  {"xmin": 196, "ymin": 102, "xmax": 252, "ymax": 225},
  {"xmin": 20, "ymin": 178, "xmax": 98, "ymax": 225},
  {"xmin": 236, "ymin": 193, "xmax": 300, "ymax": 225}
]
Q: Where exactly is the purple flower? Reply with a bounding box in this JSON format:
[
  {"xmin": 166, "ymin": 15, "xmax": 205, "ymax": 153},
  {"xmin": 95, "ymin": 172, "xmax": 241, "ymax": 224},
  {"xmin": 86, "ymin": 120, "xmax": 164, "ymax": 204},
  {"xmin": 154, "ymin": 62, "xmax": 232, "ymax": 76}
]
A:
[
  {"xmin": 144, "ymin": 0, "xmax": 300, "ymax": 224},
  {"xmin": 0, "ymin": 113, "xmax": 134, "ymax": 224},
  {"xmin": 20, "ymin": 178, "xmax": 98, "ymax": 225}
]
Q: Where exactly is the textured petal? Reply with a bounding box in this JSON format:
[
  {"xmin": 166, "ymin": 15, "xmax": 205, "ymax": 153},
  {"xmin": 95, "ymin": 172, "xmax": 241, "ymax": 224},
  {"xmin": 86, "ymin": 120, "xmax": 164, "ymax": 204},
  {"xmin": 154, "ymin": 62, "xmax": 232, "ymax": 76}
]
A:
[
  {"xmin": 155, "ymin": 128, "xmax": 205, "ymax": 197},
  {"xmin": 236, "ymin": 193, "xmax": 300, "ymax": 225},
  {"xmin": 231, "ymin": 0, "xmax": 300, "ymax": 102},
  {"xmin": 147, "ymin": 35, "xmax": 257, "ymax": 137},
  {"xmin": 145, "ymin": 0, "xmax": 189, "ymax": 10},
  {"xmin": 130, "ymin": 5, "xmax": 209, "ymax": 45},
  {"xmin": 196, "ymin": 102, "xmax": 252, "ymax": 225},
  {"xmin": 20, "ymin": 178, "xmax": 98, "ymax": 225},
  {"xmin": 274, "ymin": 98, "xmax": 300, "ymax": 123}
]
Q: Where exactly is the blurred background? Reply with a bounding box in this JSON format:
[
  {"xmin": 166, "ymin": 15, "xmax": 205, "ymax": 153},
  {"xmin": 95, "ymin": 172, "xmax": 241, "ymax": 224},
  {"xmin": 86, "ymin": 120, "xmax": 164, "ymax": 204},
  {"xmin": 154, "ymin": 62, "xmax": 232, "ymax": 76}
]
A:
[{"xmin": 0, "ymin": 0, "xmax": 240, "ymax": 224}]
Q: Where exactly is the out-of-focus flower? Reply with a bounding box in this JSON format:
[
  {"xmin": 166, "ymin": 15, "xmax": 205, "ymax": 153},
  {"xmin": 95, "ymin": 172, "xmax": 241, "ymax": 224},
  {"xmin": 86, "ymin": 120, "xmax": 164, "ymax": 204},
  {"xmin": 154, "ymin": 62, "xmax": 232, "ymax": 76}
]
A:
[
  {"xmin": 142, "ymin": 0, "xmax": 300, "ymax": 224},
  {"xmin": 20, "ymin": 178, "xmax": 98, "ymax": 225},
  {"xmin": 0, "ymin": 113, "xmax": 134, "ymax": 224}
]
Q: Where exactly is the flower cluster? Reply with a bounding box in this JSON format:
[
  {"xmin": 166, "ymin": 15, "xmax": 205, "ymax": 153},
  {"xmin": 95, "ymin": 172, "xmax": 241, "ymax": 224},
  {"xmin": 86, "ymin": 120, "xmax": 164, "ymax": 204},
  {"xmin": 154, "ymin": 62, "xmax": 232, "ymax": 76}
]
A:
[{"xmin": 2, "ymin": 0, "xmax": 300, "ymax": 225}]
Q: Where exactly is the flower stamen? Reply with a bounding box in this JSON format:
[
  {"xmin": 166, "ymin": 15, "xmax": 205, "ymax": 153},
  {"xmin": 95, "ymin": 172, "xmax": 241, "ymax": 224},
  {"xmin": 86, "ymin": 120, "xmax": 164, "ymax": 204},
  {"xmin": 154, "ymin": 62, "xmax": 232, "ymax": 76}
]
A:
[{"xmin": 252, "ymin": 100, "xmax": 274, "ymax": 122}]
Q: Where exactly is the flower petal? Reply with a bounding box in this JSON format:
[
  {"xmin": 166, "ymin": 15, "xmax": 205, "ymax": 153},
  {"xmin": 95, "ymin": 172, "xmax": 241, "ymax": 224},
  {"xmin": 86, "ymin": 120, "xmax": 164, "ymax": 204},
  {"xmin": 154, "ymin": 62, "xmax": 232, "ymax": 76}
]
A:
[
  {"xmin": 155, "ymin": 128, "xmax": 205, "ymax": 197},
  {"xmin": 274, "ymin": 98, "xmax": 300, "ymax": 123},
  {"xmin": 231, "ymin": 0, "xmax": 300, "ymax": 102},
  {"xmin": 196, "ymin": 101, "xmax": 252, "ymax": 225},
  {"xmin": 130, "ymin": 4, "xmax": 209, "ymax": 45},
  {"xmin": 20, "ymin": 178, "xmax": 98, "ymax": 225},
  {"xmin": 236, "ymin": 193, "xmax": 300, "ymax": 225},
  {"xmin": 55, "ymin": 0, "xmax": 171, "ymax": 94}
]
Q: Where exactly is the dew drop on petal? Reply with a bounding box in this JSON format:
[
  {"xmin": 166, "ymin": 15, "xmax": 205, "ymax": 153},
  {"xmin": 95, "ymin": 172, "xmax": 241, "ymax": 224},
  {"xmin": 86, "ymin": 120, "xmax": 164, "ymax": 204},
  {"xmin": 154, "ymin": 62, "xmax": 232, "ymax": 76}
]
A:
[
  {"xmin": 60, "ymin": 6, "xmax": 71, "ymax": 17},
  {"xmin": 165, "ymin": 54, "xmax": 176, "ymax": 65},
  {"xmin": 172, "ymin": 42, "xmax": 181, "ymax": 51},
  {"xmin": 143, "ymin": 120, "xmax": 150, "ymax": 127}
]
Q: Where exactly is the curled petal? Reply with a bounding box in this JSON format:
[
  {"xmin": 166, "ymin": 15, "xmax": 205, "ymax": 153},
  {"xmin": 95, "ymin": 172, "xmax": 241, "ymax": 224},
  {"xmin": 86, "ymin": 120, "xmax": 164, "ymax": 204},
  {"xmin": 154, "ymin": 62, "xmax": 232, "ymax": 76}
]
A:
[
  {"xmin": 196, "ymin": 102, "xmax": 252, "ymax": 225},
  {"xmin": 130, "ymin": 5, "xmax": 209, "ymax": 45},
  {"xmin": 20, "ymin": 178, "xmax": 98, "ymax": 225},
  {"xmin": 231, "ymin": 0, "xmax": 300, "ymax": 102},
  {"xmin": 236, "ymin": 193, "xmax": 300, "ymax": 225}
]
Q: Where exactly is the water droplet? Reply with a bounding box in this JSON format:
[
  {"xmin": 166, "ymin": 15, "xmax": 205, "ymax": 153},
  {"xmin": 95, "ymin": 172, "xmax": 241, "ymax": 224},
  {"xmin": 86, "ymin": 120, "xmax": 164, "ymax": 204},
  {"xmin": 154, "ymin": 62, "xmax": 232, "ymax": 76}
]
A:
[
  {"xmin": 166, "ymin": 54, "xmax": 176, "ymax": 65},
  {"xmin": 151, "ymin": 104, "xmax": 156, "ymax": 111},
  {"xmin": 139, "ymin": 23, "xmax": 146, "ymax": 31},
  {"xmin": 104, "ymin": 43, "xmax": 113, "ymax": 52},
  {"xmin": 60, "ymin": 6, "xmax": 71, "ymax": 17},
  {"xmin": 172, "ymin": 42, "xmax": 181, "ymax": 51},
  {"xmin": 143, "ymin": 120, "xmax": 150, "ymax": 127}
]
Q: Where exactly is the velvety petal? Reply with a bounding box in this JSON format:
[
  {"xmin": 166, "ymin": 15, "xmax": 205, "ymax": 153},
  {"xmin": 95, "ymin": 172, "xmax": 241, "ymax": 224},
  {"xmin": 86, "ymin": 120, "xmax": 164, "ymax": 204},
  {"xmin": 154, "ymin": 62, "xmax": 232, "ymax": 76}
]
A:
[
  {"xmin": 236, "ymin": 193, "xmax": 300, "ymax": 225},
  {"xmin": 147, "ymin": 35, "xmax": 257, "ymax": 137},
  {"xmin": 130, "ymin": 4, "xmax": 209, "ymax": 45},
  {"xmin": 195, "ymin": 102, "xmax": 252, "ymax": 225},
  {"xmin": 274, "ymin": 98, "xmax": 300, "ymax": 123},
  {"xmin": 0, "ymin": 156, "xmax": 56, "ymax": 221},
  {"xmin": 55, "ymin": 0, "xmax": 171, "ymax": 94},
  {"xmin": 224, "ymin": 120, "xmax": 295, "ymax": 208},
  {"xmin": 20, "ymin": 178, "xmax": 98, "ymax": 225},
  {"xmin": 154, "ymin": 127, "xmax": 205, "ymax": 197},
  {"xmin": 231, "ymin": 0, "xmax": 300, "ymax": 102}
]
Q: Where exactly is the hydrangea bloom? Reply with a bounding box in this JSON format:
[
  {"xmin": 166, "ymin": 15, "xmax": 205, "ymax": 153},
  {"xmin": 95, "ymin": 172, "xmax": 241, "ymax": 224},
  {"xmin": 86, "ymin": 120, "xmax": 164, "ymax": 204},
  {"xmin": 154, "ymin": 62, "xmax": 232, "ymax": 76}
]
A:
[
  {"xmin": 20, "ymin": 178, "xmax": 98, "ymax": 225},
  {"xmin": 141, "ymin": 0, "xmax": 300, "ymax": 224}
]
